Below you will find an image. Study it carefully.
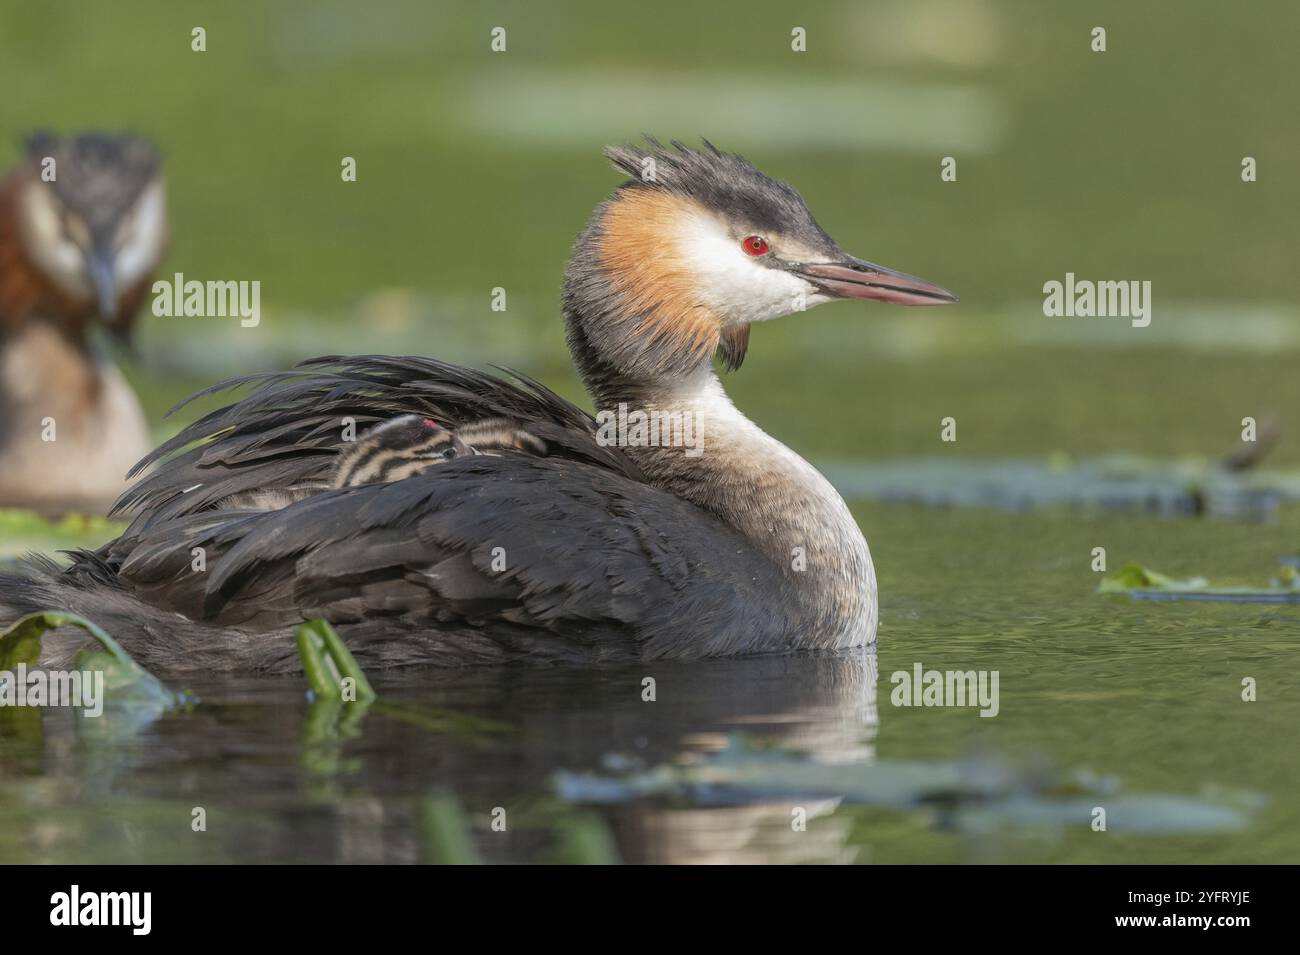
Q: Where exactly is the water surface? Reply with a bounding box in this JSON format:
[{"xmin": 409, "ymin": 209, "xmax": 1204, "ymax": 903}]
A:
[{"xmin": 3, "ymin": 503, "xmax": 1292, "ymax": 863}]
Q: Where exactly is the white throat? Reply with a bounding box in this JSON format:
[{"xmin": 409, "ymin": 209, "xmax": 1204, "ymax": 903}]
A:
[{"xmin": 626, "ymin": 370, "xmax": 877, "ymax": 649}]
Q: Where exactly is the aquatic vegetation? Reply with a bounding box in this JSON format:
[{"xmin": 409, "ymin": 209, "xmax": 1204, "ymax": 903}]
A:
[
  {"xmin": 552, "ymin": 811, "xmax": 622, "ymax": 865},
  {"xmin": 420, "ymin": 792, "xmax": 482, "ymax": 864},
  {"xmin": 1098, "ymin": 563, "xmax": 1208, "ymax": 593},
  {"xmin": 823, "ymin": 455, "xmax": 1300, "ymax": 520},
  {"xmin": 0, "ymin": 610, "xmax": 187, "ymax": 747},
  {"xmin": 296, "ymin": 618, "xmax": 376, "ymax": 703},
  {"xmin": 0, "ymin": 610, "xmax": 180, "ymax": 712},
  {"xmin": 420, "ymin": 792, "xmax": 621, "ymax": 864},
  {"xmin": 554, "ymin": 737, "xmax": 1256, "ymax": 837},
  {"xmin": 1100, "ymin": 561, "xmax": 1300, "ymax": 603},
  {"xmin": 294, "ymin": 619, "xmax": 513, "ymax": 751}
]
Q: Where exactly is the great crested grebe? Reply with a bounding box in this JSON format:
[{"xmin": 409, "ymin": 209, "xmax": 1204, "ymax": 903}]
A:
[
  {"xmin": 0, "ymin": 132, "xmax": 168, "ymax": 514},
  {"xmin": 1, "ymin": 140, "xmax": 955, "ymax": 672}
]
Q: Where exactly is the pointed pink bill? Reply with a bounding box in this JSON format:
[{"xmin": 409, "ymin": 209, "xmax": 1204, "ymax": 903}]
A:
[{"xmin": 797, "ymin": 256, "xmax": 958, "ymax": 306}]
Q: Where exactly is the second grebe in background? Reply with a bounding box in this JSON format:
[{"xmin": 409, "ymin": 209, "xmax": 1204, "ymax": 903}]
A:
[{"xmin": 0, "ymin": 131, "xmax": 168, "ymax": 514}]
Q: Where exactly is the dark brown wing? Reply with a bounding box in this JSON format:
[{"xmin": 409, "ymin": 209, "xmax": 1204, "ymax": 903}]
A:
[
  {"xmin": 113, "ymin": 354, "xmax": 643, "ymax": 530},
  {"xmin": 18, "ymin": 453, "xmax": 797, "ymax": 670}
]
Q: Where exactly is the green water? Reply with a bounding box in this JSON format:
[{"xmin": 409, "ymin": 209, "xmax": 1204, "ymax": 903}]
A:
[
  {"xmin": 2, "ymin": 0, "xmax": 1298, "ymax": 862},
  {"xmin": 2, "ymin": 503, "xmax": 1294, "ymax": 863}
]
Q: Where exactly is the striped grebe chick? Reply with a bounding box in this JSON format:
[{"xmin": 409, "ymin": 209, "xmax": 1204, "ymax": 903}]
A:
[
  {"xmin": 333, "ymin": 415, "xmax": 546, "ymax": 486},
  {"xmin": 220, "ymin": 416, "xmax": 547, "ymax": 510}
]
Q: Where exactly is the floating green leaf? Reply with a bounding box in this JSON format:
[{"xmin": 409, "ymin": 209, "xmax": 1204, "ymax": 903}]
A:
[
  {"xmin": 1098, "ymin": 563, "xmax": 1208, "ymax": 593},
  {"xmin": 1100, "ymin": 561, "xmax": 1300, "ymax": 602}
]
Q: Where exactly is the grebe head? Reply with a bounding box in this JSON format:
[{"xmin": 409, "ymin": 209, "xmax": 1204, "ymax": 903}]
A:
[
  {"xmin": 563, "ymin": 138, "xmax": 956, "ymax": 389},
  {"xmin": 13, "ymin": 131, "xmax": 167, "ymax": 332}
]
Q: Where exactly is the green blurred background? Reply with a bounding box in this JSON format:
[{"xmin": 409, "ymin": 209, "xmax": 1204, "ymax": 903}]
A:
[
  {"xmin": 2, "ymin": 0, "xmax": 1297, "ymax": 463},
  {"xmin": 2, "ymin": 0, "xmax": 1298, "ymax": 865}
]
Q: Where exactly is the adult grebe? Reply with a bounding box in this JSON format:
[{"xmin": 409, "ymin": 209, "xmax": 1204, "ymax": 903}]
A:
[
  {"xmin": 0, "ymin": 132, "xmax": 168, "ymax": 514},
  {"xmin": 2, "ymin": 140, "xmax": 955, "ymax": 672}
]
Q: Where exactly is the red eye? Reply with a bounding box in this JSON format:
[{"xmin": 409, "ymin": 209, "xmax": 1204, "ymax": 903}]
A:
[{"xmin": 742, "ymin": 235, "xmax": 769, "ymax": 256}]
